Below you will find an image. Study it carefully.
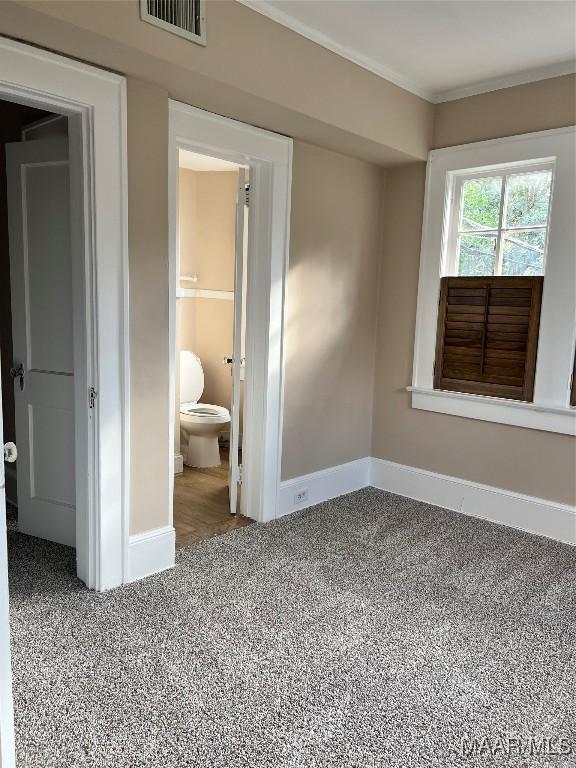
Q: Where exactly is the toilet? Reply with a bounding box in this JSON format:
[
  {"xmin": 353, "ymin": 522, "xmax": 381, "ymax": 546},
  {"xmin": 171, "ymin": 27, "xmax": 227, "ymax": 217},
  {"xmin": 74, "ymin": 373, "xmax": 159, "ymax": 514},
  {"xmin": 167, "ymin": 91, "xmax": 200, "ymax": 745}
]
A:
[{"xmin": 179, "ymin": 350, "xmax": 231, "ymax": 468}]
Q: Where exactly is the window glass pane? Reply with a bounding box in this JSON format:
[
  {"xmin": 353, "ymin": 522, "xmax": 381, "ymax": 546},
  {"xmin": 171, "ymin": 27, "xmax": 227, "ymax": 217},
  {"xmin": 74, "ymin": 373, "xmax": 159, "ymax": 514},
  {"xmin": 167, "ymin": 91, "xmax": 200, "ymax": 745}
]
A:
[
  {"xmin": 459, "ymin": 176, "xmax": 502, "ymax": 231},
  {"xmin": 501, "ymin": 230, "xmax": 546, "ymax": 276},
  {"xmin": 504, "ymin": 170, "xmax": 552, "ymax": 228},
  {"xmin": 457, "ymin": 234, "xmax": 497, "ymax": 276}
]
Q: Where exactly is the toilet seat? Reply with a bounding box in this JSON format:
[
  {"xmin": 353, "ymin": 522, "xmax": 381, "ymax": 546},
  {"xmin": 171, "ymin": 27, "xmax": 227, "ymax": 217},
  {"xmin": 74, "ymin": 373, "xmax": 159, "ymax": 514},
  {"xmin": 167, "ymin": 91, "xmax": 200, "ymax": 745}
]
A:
[{"xmin": 180, "ymin": 401, "xmax": 230, "ymax": 424}]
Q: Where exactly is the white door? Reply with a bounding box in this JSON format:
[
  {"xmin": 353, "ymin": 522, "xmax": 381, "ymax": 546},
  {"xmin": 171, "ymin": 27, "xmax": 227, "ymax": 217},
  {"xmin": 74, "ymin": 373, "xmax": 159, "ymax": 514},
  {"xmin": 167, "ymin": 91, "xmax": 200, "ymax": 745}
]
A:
[
  {"xmin": 228, "ymin": 168, "xmax": 247, "ymax": 516},
  {"xmin": 0, "ymin": 391, "xmax": 16, "ymax": 767},
  {"xmin": 6, "ymin": 139, "xmax": 76, "ymax": 547}
]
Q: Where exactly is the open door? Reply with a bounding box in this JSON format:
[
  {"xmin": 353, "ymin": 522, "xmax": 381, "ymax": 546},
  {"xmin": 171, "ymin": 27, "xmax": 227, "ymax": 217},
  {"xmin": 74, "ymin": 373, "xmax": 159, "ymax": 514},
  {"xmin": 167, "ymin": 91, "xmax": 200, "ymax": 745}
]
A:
[
  {"xmin": 228, "ymin": 168, "xmax": 247, "ymax": 515},
  {"xmin": 0, "ymin": 387, "xmax": 16, "ymax": 766},
  {"xmin": 6, "ymin": 138, "xmax": 76, "ymax": 547}
]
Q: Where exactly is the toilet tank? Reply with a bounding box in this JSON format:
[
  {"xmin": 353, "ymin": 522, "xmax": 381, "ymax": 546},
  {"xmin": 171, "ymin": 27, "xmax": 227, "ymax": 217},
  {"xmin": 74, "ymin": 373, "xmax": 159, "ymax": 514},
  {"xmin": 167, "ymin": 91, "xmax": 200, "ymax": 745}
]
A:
[{"xmin": 180, "ymin": 350, "xmax": 204, "ymax": 404}]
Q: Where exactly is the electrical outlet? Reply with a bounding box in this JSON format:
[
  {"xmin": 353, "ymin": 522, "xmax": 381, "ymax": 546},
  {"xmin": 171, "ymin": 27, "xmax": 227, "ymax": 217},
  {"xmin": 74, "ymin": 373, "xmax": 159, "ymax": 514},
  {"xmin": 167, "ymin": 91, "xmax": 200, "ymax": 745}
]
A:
[{"xmin": 294, "ymin": 488, "xmax": 308, "ymax": 505}]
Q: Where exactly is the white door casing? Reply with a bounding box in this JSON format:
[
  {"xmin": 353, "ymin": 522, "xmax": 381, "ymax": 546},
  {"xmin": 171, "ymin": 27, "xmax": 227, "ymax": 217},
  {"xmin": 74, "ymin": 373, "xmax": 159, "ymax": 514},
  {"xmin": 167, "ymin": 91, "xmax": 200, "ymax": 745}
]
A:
[
  {"xmin": 0, "ymin": 37, "xmax": 129, "ymax": 592},
  {"xmin": 168, "ymin": 101, "xmax": 293, "ymax": 527},
  {"xmin": 228, "ymin": 167, "xmax": 246, "ymax": 515},
  {"xmin": 6, "ymin": 138, "xmax": 76, "ymax": 547}
]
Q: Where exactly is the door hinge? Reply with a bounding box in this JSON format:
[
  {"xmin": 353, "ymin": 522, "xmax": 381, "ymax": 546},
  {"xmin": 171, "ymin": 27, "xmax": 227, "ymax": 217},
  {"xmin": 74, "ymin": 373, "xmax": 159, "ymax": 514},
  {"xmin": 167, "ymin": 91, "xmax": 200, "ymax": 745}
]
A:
[
  {"xmin": 238, "ymin": 464, "xmax": 243, "ymax": 485},
  {"xmin": 244, "ymin": 183, "xmax": 250, "ymax": 208},
  {"xmin": 89, "ymin": 386, "xmax": 98, "ymax": 409}
]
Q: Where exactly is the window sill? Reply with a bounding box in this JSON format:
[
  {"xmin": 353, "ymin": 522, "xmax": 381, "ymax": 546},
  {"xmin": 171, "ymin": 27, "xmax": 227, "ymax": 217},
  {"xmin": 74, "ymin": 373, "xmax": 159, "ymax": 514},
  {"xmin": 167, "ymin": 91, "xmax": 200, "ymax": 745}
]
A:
[{"xmin": 408, "ymin": 387, "xmax": 576, "ymax": 436}]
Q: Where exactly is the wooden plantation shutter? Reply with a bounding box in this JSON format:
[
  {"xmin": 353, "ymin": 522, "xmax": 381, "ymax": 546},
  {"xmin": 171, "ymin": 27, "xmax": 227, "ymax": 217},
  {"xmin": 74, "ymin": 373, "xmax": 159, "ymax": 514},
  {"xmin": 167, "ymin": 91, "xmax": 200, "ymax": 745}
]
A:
[{"xmin": 434, "ymin": 276, "xmax": 543, "ymax": 401}]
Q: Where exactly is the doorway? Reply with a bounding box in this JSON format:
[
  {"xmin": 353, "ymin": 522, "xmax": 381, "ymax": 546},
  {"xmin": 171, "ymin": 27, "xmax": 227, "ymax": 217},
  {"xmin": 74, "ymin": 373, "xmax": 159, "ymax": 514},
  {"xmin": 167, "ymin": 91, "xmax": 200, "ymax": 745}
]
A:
[
  {"xmin": 168, "ymin": 101, "xmax": 293, "ymax": 544},
  {"xmin": 0, "ymin": 37, "xmax": 128, "ymax": 768},
  {"xmin": 173, "ymin": 151, "xmax": 252, "ymax": 546}
]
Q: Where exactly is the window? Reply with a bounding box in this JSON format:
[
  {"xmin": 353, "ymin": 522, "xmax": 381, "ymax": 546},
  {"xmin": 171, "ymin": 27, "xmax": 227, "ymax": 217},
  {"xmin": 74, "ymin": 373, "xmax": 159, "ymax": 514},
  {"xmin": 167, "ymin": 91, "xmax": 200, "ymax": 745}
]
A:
[
  {"xmin": 411, "ymin": 127, "xmax": 575, "ymax": 435},
  {"xmin": 446, "ymin": 164, "xmax": 553, "ymax": 277}
]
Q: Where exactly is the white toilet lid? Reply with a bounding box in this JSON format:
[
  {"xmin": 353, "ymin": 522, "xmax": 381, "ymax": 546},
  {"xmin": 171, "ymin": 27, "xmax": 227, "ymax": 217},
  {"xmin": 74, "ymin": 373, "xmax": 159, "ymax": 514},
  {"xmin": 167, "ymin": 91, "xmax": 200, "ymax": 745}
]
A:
[{"xmin": 180, "ymin": 350, "xmax": 204, "ymax": 404}]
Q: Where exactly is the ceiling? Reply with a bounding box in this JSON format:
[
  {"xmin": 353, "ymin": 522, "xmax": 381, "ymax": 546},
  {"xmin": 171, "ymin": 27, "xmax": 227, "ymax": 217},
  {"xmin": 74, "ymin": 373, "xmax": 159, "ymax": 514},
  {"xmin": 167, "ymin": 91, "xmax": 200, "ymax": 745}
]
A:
[
  {"xmin": 179, "ymin": 150, "xmax": 240, "ymax": 171},
  {"xmin": 239, "ymin": 0, "xmax": 576, "ymax": 102}
]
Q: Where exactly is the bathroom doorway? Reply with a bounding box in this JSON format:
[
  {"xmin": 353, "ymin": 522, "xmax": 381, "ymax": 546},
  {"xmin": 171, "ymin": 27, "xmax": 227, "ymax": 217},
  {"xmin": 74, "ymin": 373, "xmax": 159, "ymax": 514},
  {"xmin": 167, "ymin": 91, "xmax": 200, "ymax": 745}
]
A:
[
  {"xmin": 173, "ymin": 152, "xmax": 252, "ymax": 547},
  {"xmin": 168, "ymin": 101, "xmax": 293, "ymax": 545}
]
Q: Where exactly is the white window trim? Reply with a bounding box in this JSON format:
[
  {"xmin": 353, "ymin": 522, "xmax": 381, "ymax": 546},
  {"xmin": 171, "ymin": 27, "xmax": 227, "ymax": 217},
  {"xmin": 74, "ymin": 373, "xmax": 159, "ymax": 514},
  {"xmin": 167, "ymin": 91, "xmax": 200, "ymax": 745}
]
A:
[{"xmin": 412, "ymin": 126, "xmax": 576, "ymax": 436}]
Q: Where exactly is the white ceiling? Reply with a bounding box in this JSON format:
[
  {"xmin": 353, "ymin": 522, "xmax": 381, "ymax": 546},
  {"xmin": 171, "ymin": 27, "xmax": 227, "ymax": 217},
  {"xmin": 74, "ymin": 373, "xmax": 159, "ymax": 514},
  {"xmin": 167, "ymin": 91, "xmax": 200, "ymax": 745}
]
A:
[
  {"xmin": 240, "ymin": 0, "xmax": 576, "ymax": 102},
  {"xmin": 179, "ymin": 150, "xmax": 240, "ymax": 171}
]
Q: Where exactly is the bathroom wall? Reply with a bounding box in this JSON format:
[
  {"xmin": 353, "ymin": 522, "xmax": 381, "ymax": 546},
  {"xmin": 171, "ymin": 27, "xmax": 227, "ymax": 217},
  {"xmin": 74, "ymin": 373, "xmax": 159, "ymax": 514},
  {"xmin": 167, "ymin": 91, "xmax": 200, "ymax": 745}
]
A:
[{"xmin": 177, "ymin": 168, "xmax": 238, "ymax": 426}]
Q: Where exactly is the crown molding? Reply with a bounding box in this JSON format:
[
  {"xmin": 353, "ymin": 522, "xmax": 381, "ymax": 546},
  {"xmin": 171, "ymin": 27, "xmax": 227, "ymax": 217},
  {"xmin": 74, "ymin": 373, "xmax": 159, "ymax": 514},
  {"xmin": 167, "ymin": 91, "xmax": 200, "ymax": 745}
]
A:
[
  {"xmin": 434, "ymin": 60, "xmax": 576, "ymax": 103},
  {"xmin": 235, "ymin": 0, "xmax": 435, "ymax": 101},
  {"xmin": 236, "ymin": 0, "xmax": 576, "ymax": 105}
]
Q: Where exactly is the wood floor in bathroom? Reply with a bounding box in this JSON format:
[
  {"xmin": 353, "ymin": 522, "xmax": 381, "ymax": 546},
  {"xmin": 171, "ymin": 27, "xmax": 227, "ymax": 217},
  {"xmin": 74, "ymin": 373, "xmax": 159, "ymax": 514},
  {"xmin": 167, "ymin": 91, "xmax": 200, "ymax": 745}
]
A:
[{"xmin": 173, "ymin": 448, "xmax": 253, "ymax": 549}]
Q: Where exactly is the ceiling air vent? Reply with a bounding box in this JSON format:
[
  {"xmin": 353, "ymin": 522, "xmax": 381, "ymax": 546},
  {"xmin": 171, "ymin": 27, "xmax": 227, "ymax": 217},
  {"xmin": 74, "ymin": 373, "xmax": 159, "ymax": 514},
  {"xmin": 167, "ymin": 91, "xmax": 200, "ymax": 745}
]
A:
[{"xmin": 140, "ymin": 0, "xmax": 206, "ymax": 46}]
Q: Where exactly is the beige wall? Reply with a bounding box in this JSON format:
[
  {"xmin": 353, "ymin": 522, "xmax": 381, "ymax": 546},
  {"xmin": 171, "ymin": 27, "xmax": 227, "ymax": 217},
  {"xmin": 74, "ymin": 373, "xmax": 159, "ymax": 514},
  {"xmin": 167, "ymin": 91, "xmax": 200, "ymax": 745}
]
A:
[
  {"xmin": 179, "ymin": 170, "xmax": 237, "ymax": 291},
  {"xmin": 127, "ymin": 79, "xmax": 170, "ymax": 534},
  {"xmin": 176, "ymin": 143, "xmax": 385, "ymax": 486},
  {"xmin": 372, "ymin": 83, "xmax": 576, "ymax": 506},
  {"xmin": 0, "ymin": 1, "xmax": 433, "ymax": 165},
  {"xmin": 282, "ymin": 142, "xmax": 383, "ymax": 480},
  {"xmin": 433, "ymin": 74, "xmax": 576, "ymax": 149}
]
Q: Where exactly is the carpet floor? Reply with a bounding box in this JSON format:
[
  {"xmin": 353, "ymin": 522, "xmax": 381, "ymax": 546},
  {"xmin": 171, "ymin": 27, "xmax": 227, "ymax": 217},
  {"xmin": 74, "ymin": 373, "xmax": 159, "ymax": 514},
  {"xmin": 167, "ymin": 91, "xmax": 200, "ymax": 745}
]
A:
[{"xmin": 8, "ymin": 488, "xmax": 576, "ymax": 767}]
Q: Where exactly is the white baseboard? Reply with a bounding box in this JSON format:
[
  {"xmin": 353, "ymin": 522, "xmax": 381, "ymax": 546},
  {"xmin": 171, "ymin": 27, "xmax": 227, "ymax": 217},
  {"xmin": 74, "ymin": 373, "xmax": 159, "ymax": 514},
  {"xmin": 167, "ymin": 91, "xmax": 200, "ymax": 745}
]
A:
[
  {"xmin": 279, "ymin": 457, "xmax": 370, "ymax": 517},
  {"xmin": 126, "ymin": 457, "xmax": 573, "ymax": 586},
  {"xmin": 127, "ymin": 526, "xmax": 175, "ymax": 583},
  {"xmin": 370, "ymin": 457, "xmax": 576, "ymax": 546},
  {"xmin": 174, "ymin": 454, "xmax": 184, "ymax": 475}
]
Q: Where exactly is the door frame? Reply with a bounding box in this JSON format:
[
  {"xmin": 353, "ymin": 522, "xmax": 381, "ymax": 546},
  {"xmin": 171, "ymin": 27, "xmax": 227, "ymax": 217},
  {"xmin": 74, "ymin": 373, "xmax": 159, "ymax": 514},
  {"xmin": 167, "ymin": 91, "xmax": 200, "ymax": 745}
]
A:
[
  {"xmin": 0, "ymin": 38, "xmax": 129, "ymax": 585},
  {"xmin": 0, "ymin": 35, "xmax": 129, "ymax": 768},
  {"xmin": 169, "ymin": 101, "xmax": 292, "ymax": 526}
]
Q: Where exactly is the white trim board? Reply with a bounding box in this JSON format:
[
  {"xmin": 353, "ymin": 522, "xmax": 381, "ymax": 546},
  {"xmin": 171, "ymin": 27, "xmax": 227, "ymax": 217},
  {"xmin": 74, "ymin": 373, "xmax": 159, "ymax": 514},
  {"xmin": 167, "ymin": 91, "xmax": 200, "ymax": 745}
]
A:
[
  {"xmin": 279, "ymin": 458, "xmax": 370, "ymax": 517},
  {"xmin": 278, "ymin": 456, "xmax": 575, "ymax": 547},
  {"xmin": 409, "ymin": 387, "xmax": 576, "ymax": 436},
  {"xmin": 127, "ymin": 526, "xmax": 176, "ymax": 583},
  {"xmin": 435, "ymin": 60, "xmax": 576, "ymax": 103},
  {"xmin": 370, "ymin": 458, "xmax": 576, "ymax": 547},
  {"xmin": 176, "ymin": 288, "xmax": 234, "ymax": 300}
]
